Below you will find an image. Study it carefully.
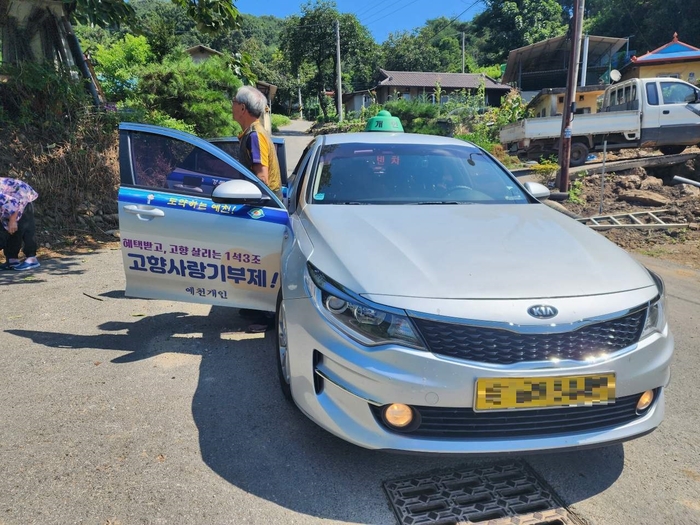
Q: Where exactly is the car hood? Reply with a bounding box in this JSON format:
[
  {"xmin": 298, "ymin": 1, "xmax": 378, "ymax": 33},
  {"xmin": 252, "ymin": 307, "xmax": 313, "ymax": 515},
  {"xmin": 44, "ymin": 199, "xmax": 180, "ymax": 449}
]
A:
[{"xmin": 300, "ymin": 204, "xmax": 654, "ymax": 300}]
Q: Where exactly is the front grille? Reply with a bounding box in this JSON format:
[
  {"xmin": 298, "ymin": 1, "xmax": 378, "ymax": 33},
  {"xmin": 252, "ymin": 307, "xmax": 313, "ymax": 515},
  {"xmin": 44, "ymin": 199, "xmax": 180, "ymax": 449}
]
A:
[
  {"xmin": 371, "ymin": 391, "xmax": 655, "ymax": 438},
  {"xmin": 411, "ymin": 308, "xmax": 647, "ymax": 365}
]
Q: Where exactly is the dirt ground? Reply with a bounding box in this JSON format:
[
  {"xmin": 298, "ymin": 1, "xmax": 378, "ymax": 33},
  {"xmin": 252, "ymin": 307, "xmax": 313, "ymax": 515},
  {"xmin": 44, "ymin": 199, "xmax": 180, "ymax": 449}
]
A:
[{"xmin": 552, "ymin": 148, "xmax": 700, "ymax": 269}]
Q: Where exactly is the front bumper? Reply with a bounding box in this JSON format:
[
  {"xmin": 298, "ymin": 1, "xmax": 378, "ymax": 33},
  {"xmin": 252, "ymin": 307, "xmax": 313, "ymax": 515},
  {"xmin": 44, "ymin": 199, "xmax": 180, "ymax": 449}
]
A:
[{"xmin": 283, "ymin": 297, "xmax": 673, "ymax": 454}]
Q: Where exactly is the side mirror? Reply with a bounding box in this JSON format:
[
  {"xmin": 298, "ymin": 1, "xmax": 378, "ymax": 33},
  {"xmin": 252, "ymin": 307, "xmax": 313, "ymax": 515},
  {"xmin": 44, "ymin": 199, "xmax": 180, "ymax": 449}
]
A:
[
  {"xmin": 212, "ymin": 179, "xmax": 270, "ymax": 205},
  {"xmin": 523, "ymin": 181, "xmax": 551, "ymax": 200}
]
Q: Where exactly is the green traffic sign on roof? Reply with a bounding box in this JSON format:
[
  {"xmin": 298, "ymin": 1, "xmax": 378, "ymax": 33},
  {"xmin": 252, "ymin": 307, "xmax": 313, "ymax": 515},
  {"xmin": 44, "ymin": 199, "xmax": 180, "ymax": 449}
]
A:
[{"xmin": 365, "ymin": 110, "xmax": 404, "ymax": 132}]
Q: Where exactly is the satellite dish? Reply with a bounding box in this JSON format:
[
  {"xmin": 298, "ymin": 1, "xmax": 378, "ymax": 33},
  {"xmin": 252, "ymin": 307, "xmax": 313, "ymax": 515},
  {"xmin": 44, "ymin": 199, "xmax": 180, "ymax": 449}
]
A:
[{"xmin": 610, "ymin": 69, "xmax": 621, "ymax": 83}]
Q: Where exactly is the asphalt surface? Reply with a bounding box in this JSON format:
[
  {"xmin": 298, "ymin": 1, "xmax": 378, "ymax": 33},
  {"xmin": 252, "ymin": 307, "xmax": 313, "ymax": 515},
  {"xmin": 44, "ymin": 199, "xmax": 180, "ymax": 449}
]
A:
[{"xmin": 1, "ymin": 122, "xmax": 699, "ymax": 525}]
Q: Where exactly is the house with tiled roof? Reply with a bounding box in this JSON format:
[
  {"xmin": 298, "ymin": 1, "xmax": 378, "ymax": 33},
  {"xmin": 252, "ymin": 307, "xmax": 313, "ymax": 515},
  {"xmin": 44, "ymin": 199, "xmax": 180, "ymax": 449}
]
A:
[
  {"xmin": 374, "ymin": 69, "xmax": 511, "ymax": 106},
  {"xmin": 621, "ymin": 33, "xmax": 700, "ymax": 85},
  {"xmin": 343, "ymin": 69, "xmax": 511, "ymax": 115}
]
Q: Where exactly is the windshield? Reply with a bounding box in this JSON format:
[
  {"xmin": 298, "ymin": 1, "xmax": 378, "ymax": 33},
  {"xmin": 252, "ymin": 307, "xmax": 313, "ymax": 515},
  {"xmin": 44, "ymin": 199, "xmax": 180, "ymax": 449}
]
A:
[{"xmin": 309, "ymin": 142, "xmax": 530, "ymax": 205}]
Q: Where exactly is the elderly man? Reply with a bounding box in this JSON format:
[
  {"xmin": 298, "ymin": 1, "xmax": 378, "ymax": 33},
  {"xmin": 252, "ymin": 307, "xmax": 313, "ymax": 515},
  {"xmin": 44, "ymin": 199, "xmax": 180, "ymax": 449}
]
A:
[{"xmin": 232, "ymin": 85, "xmax": 283, "ymax": 199}]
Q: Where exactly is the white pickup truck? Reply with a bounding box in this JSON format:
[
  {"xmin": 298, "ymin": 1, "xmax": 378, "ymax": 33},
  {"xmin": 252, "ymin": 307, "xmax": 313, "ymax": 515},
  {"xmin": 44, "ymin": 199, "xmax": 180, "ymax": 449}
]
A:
[{"xmin": 500, "ymin": 77, "xmax": 700, "ymax": 166}]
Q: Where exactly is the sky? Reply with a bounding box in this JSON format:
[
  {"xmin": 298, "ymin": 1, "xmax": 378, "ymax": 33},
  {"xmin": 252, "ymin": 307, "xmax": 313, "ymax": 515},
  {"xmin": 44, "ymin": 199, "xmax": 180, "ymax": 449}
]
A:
[{"xmin": 234, "ymin": 0, "xmax": 485, "ymax": 43}]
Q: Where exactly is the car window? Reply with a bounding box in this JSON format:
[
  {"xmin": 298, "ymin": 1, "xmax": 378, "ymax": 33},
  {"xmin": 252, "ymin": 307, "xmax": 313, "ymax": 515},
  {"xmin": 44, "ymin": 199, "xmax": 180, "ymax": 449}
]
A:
[
  {"xmin": 209, "ymin": 138, "xmax": 288, "ymax": 185},
  {"xmin": 288, "ymin": 142, "xmax": 316, "ymax": 213},
  {"xmin": 646, "ymin": 83, "xmax": 659, "ymax": 106},
  {"xmin": 660, "ymin": 82, "xmax": 696, "ymax": 104},
  {"xmin": 308, "ymin": 142, "xmax": 530, "ymax": 205},
  {"xmin": 127, "ymin": 132, "xmax": 246, "ymax": 197}
]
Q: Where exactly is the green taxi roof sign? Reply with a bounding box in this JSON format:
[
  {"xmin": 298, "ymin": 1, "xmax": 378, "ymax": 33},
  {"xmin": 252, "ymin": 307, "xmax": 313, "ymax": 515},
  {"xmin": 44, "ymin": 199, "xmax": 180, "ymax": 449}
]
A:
[{"xmin": 365, "ymin": 110, "xmax": 404, "ymax": 132}]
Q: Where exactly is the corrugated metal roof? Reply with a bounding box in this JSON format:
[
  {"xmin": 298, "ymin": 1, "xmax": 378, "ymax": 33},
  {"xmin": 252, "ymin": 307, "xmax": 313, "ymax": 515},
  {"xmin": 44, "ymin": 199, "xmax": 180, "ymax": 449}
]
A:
[
  {"xmin": 379, "ymin": 69, "xmax": 510, "ymax": 90},
  {"xmin": 502, "ymin": 35, "xmax": 627, "ymax": 90}
]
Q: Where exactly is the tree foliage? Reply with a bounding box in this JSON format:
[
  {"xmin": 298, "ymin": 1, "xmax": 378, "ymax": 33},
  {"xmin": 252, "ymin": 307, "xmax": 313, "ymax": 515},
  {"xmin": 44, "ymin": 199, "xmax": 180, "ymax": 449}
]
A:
[
  {"xmin": 131, "ymin": 55, "xmax": 242, "ymax": 136},
  {"xmin": 280, "ymin": 0, "xmax": 378, "ymax": 119},
  {"xmin": 583, "ymin": 0, "xmax": 700, "ymax": 59},
  {"xmin": 64, "ymin": 0, "xmax": 240, "ymax": 34},
  {"xmin": 472, "ymin": 0, "xmax": 566, "ymax": 63},
  {"xmin": 93, "ymin": 34, "xmax": 153, "ymax": 101}
]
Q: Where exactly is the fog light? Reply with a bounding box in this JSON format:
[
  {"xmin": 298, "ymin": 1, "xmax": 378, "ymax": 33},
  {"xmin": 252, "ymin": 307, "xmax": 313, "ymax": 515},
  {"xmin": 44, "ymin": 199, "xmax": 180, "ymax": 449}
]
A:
[
  {"xmin": 637, "ymin": 390, "xmax": 654, "ymax": 412},
  {"xmin": 384, "ymin": 403, "xmax": 413, "ymax": 428}
]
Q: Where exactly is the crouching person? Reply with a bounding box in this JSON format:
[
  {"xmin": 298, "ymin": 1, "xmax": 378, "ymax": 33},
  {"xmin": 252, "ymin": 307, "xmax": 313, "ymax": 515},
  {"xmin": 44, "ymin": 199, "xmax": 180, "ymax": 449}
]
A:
[{"xmin": 0, "ymin": 177, "xmax": 40, "ymax": 271}]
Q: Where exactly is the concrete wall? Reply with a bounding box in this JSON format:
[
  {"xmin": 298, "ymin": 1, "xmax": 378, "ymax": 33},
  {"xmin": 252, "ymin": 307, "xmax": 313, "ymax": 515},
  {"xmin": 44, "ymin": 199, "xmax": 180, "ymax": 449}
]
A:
[
  {"xmin": 530, "ymin": 89, "xmax": 605, "ymax": 117},
  {"xmin": 622, "ymin": 61, "xmax": 700, "ymax": 85}
]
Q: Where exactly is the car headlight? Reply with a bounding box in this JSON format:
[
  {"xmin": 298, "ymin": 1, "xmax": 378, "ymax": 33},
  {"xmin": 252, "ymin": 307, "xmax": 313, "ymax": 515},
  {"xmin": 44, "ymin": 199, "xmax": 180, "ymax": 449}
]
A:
[
  {"xmin": 305, "ymin": 263, "xmax": 425, "ymax": 350},
  {"xmin": 641, "ymin": 270, "xmax": 667, "ymax": 339}
]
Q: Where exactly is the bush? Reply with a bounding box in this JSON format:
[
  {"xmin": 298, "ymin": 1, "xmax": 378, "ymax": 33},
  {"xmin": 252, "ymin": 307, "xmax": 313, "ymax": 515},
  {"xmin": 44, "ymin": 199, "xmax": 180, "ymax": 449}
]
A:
[
  {"xmin": 93, "ymin": 34, "xmax": 154, "ymax": 101},
  {"xmin": 271, "ymin": 113, "xmax": 290, "ymax": 131},
  {"xmin": 0, "ymin": 62, "xmax": 91, "ymax": 135},
  {"xmin": 127, "ymin": 55, "xmax": 242, "ymax": 137},
  {"xmin": 531, "ymin": 157, "xmax": 559, "ymax": 185},
  {"xmin": 456, "ymin": 131, "xmax": 497, "ymax": 151},
  {"xmin": 384, "ymin": 98, "xmax": 439, "ymax": 130}
]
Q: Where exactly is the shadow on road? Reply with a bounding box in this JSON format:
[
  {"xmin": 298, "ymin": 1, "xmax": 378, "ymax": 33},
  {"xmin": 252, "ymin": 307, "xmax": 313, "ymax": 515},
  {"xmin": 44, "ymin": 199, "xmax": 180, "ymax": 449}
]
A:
[
  {"xmin": 6, "ymin": 304, "xmax": 626, "ymax": 521},
  {"xmin": 0, "ymin": 255, "xmax": 89, "ymax": 285}
]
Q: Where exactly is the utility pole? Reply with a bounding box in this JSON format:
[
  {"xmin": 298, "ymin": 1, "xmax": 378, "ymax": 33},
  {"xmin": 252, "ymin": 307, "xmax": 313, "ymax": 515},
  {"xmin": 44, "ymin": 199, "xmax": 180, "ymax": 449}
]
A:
[
  {"xmin": 336, "ymin": 19, "xmax": 343, "ymax": 122},
  {"xmin": 298, "ymin": 83, "xmax": 303, "ymax": 120},
  {"xmin": 557, "ymin": 0, "xmax": 585, "ymax": 192},
  {"xmin": 462, "ymin": 32, "xmax": 465, "ymax": 73}
]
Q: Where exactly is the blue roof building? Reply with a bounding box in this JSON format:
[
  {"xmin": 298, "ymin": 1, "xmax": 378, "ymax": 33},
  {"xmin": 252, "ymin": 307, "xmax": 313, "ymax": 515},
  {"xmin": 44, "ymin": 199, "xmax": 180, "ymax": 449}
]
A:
[{"xmin": 622, "ymin": 33, "xmax": 700, "ymax": 85}]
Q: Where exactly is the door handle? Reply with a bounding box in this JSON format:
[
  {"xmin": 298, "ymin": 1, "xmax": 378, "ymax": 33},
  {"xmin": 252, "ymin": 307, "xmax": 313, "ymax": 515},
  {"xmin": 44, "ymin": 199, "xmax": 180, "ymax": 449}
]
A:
[
  {"xmin": 663, "ymin": 110, "xmax": 670, "ymax": 114},
  {"xmin": 123, "ymin": 205, "xmax": 165, "ymax": 217}
]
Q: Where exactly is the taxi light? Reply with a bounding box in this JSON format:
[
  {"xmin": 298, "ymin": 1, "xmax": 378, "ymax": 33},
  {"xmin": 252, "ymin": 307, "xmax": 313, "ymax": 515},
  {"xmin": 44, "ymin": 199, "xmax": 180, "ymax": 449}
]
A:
[
  {"xmin": 365, "ymin": 110, "xmax": 404, "ymax": 132},
  {"xmin": 384, "ymin": 403, "xmax": 413, "ymax": 428},
  {"xmin": 636, "ymin": 390, "xmax": 654, "ymax": 412}
]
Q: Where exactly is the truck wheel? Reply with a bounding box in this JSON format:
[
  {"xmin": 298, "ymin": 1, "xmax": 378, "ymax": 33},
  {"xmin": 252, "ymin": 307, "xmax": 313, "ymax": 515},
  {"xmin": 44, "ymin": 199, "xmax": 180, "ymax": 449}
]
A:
[
  {"xmin": 659, "ymin": 145, "xmax": 686, "ymax": 155},
  {"xmin": 569, "ymin": 143, "xmax": 589, "ymax": 167}
]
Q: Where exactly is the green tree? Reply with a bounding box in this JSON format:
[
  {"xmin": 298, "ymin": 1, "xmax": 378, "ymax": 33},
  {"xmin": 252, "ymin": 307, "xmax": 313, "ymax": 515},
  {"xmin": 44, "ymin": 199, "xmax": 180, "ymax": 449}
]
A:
[
  {"xmin": 131, "ymin": 55, "xmax": 242, "ymax": 136},
  {"xmin": 380, "ymin": 18, "xmax": 487, "ymax": 74},
  {"xmin": 64, "ymin": 0, "xmax": 240, "ymax": 35},
  {"xmin": 584, "ymin": 0, "xmax": 700, "ymax": 58},
  {"xmin": 472, "ymin": 0, "xmax": 566, "ymax": 62},
  {"xmin": 280, "ymin": 0, "xmax": 377, "ymax": 119},
  {"xmin": 93, "ymin": 34, "xmax": 154, "ymax": 101}
]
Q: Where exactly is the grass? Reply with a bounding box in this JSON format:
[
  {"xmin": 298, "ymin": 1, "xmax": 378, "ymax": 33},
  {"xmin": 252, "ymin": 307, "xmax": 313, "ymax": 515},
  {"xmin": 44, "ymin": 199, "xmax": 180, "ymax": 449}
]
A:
[{"xmin": 271, "ymin": 114, "xmax": 291, "ymax": 132}]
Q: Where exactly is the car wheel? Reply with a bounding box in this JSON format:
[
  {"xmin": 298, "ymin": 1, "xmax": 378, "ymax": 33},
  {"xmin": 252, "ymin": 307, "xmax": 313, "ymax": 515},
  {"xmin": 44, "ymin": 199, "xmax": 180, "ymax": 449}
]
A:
[
  {"xmin": 275, "ymin": 292, "xmax": 292, "ymax": 401},
  {"xmin": 569, "ymin": 142, "xmax": 589, "ymax": 167},
  {"xmin": 659, "ymin": 145, "xmax": 686, "ymax": 155}
]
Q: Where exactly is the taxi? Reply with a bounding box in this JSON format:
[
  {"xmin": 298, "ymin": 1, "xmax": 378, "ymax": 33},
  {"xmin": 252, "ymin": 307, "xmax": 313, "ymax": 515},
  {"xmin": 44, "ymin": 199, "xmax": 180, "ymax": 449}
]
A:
[{"xmin": 117, "ymin": 117, "xmax": 672, "ymax": 454}]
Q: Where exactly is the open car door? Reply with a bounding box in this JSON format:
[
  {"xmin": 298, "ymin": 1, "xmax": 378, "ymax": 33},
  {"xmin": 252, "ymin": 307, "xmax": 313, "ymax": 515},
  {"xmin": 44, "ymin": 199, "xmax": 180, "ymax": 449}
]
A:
[{"xmin": 117, "ymin": 123, "xmax": 287, "ymax": 312}]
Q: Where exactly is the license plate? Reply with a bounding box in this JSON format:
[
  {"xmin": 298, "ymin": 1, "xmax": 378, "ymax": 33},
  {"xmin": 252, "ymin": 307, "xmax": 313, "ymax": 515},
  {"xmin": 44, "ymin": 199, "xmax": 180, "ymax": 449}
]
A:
[{"xmin": 474, "ymin": 374, "xmax": 616, "ymax": 411}]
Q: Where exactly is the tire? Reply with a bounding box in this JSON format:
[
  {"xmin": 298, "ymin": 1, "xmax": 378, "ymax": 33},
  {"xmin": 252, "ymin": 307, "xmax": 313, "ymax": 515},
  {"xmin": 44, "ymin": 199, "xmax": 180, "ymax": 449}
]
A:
[
  {"xmin": 569, "ymin": 142, "xmax": 589, "ymax": 167},
  {"xmin": 275, "ymin": 292, "xmax": 293, "ymax": 401},
  {"xmin": 659, "ymin": 145, "xmax": 686, "ymax": 155}
]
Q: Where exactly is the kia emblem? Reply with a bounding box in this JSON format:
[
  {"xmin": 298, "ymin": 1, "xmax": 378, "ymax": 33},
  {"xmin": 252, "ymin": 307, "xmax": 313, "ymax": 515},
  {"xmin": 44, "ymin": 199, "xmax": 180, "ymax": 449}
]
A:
[{"xmin": 528, "ymin": 305, "xmax": 558, "ymax": 319}]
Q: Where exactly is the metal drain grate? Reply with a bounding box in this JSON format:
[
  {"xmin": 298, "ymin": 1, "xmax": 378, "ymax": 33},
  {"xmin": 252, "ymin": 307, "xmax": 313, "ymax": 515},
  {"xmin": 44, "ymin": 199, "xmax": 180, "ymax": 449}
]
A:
[{"xmin": 383, "ymin": 461, "xmax": 585, "ymax": 525}]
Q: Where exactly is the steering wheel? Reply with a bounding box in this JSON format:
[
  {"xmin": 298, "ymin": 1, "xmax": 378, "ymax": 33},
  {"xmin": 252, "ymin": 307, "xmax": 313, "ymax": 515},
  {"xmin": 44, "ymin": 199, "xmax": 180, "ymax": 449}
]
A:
[{"xmin": 444, "ymin": 185, "xmax": 473, "ymax": 197}]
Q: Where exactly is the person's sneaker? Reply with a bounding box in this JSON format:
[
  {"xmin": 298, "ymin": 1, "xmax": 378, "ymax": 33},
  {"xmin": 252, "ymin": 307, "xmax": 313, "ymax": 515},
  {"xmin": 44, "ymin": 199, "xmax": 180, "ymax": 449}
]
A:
[
  {"xmin": 0, "ymin": 261, "xmax": 19, "ymax": 271},
  {"xmin": 13, "ymin": 260, "xmax": 40, "ymax": 271}
]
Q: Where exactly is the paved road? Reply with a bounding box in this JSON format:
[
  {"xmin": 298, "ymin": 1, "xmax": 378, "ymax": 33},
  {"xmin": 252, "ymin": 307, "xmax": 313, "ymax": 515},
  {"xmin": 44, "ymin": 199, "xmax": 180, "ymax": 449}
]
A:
[{"xmin": 1, "ymin": 123, "xmax": 698, "ymax": 524}]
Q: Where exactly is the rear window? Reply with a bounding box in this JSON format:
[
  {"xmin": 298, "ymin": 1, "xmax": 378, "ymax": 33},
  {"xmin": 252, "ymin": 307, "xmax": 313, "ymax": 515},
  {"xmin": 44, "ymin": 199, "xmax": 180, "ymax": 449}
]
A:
[{"xmin": 308, "ymin": 143, "xmax": 529, "ymax": 205}]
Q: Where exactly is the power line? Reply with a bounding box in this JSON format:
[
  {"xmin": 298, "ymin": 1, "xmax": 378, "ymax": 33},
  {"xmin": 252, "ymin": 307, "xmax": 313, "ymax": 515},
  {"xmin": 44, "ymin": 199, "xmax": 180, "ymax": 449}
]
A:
[
  {"xmin": 360, "ymin": 0, "xmax": 410, "ymax": 25},
  {"xmin": 429, "ymin": 0, "xmax": 483, "ymax": 42},
  {"xmin": 620, "ymin": 0, "xmax": 652, "ymax": 52},
  {"xmin": 354, "ymin": 0, "xmax": 395, "ymax": 20}
]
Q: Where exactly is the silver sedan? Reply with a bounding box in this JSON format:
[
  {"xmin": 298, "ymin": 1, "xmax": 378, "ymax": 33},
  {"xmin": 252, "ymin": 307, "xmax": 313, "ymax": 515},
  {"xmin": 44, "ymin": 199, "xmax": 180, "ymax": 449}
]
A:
[{"xmin": 118, "ymin": 125, "xmax": 673, "ymax": 454}]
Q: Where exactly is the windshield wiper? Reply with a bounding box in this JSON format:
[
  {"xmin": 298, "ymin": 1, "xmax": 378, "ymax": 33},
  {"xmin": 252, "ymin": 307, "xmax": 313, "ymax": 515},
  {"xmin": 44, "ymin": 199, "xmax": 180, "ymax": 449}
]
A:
[{"xmin": 414, "ymin": 201, "xmax": 471, "ymax": 205}]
